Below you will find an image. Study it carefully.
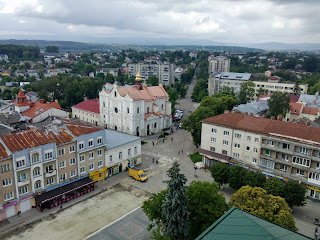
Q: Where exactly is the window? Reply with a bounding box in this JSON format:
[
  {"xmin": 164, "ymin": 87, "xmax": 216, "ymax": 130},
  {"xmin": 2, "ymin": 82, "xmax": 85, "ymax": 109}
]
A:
[
  {"xmin": 212, "ymin": 128, "xmax": 217, "ymax": 133},
  {"xmin": 254, "ymin": 148, "xmax": 258, "ymax": 153},
  {"xmin": 299, "ymin": 147, "xmax": 308, "ymax": 155},
  {"xmin": 128, "ymin": 148, "xmax": 131, "ymax": 156},
  {"xmin": 80, "ymin": 167, "xmax": 86, "ymax": 174},
  {"xmin": 70, "ymin": 158, "xmax": 76, "ymax": 165},
  {"xmin": 110, "ymin": 155, "xmax": 113, "ymax": 162},
  {"xmin": 211, "ymin": 137, "xmax": 216, "ymax": 142},
  {"xmin": 97, "ymin": 137, "xmax": 102, "ymax": 145},
  {"xmin": 259, "ymin": 159, "xmax": 275, "ymax": 169},
  {"xmin": 89, "ymin": 152, "xmax": 94, "ymax": 159},
  {"xmin": 210, "ymin": 147, "xmax": 215, "ymax": 152},
  {"xmin": 80, "ymin": 155, "xmax": 85, "ymax": 162},
  {"xmin": 88, "ymin": 139, "xmax": 94, "ymax": 147},
  {"xmin": 70, "ymin": 170, "xmax": 76, "ymax": 177},
  {"xmin": 1, "ymin": 163, "xmax": 10, "ymax": 173},
  {"xmin": 280, "ymin": 165, "xmax": 288, "ymax": 172},
  {"xmin": 223, "ymin": 131, "xmax": 229, "ymax": 136},
  {"xmin": 265, "ymin": 150, "xmax": 270, "ymax": 156},
  {"xmin": 47, "ymin": 177, "xmax": 55, "ymax": 186},
  {"xmin": 266, "ymin": 140, "xmax": 273, "ymax": 146},
  {"xmin": 58, "ymin": 148, "xmax": 65, "ymax": 156},
  {"xmin": 253, "ymin": 158, "xmax": 257, "ymax": 163},
  {"xmin": 18, "ymin": 173, "xmax": 27, "ymax": 182},
  {"xmin": 222, "ymin": 150, "xmax": 228, "ymax": 155},
  {"xmin": 45, "ymin": 151, "xmax": 53, "ymax": 160},
  {"xmin": 79, "ymin": 142, "xmax": 84, "ymax": 150},
  {"xmin": 4, "ymin": 192, "xmax": 13, "ymax": 201},
  {"xmin": 69, "ymin": 146, "xmax": 75, "ymax": 153},
  {"xmin": 292, "ymin": 156, "xmax": 310, "ymax": 167},
  {"xmin": 45, "ymin": 165, "xmax": 54, "ymax": 173},
  {"xmin": 235, "ymin": 133, "xmax": 241, "ymax": 139},
  {"xmin": 222, "ymin": 140, "xmax": 228, "ymax": 146},
  {"xmin": 161, "ymin": 104, "xmax": 164, "ymax": 110},
  {"xmin": 89, "ymin": 163, "xmax": 94, "ymax": 171},
  {"xmin": 246, "ymin": 146, "xmax": 250, "ymax": 151},
  {"xmin": 33, "ymin": 168, "xmax": 40, "ymax": 177},
  {"xmin": 115, "ymin": 91, "xmax": 117, "ymax": 97},
  {"xmin": 296, "ymin": 169, "xmax": 305, "ymax": 176},
  {"xmin": 234, "ymin": 143, "xmax": 240, "ymax": 149},
  {"xmin": 98, "ymin": 160, "xmax": 103, "ymax": 168},
  {"xmin": 281, "ymin": 154, "xmax": 288, "ymax": 161},
  {"xmin": 317, "ymin": 162, "xmax": 320, "ymax": 169},
  {"xmin": 233, "ymin": 153, "xmax": 239, "ymax": 158},
  {"xmin": 19, "ymin": 186, "xmax": 28, "ymax": 195},
  {"xmin": 255, "ymin": 138, "xmax": 259, "ymax": 143},
  {"xmin": 246, "ymin": 136, "xmax": 251, "ymax": 142},
  {"xmin": 119, "ymin": 152, "xmax": 123, "ymax": 159},
  {"xmin": 137, "ymin": 107, "xmax": 139, "ymax": 114},
  {"xmin": 32, "ymin": 153, "xmax": 40, "ymax": 164},
  {"xmin": 127, "ymin": 107, "xmax": 130, "ymax": 113},
  {"xmin": 98, "ymin": 149, "xmax": 102, "ymax": 157},
  {"xmin": 16, "ymin": 159, "xmax": 26, "ymax": 168},
  {"xmin": 60, "ymin": 173, "xmax": 66, "ymax": 181},
  {"xmin": 282, "ymin": 143, "xmax": 290, "ymax": 149},
  {"xmin": 59, "ymin": 161, "xmax": 66, "ymax": 169},
  {"xmin": 34, "ymin": 181, "xmax": 41, "ymax": 190},
  {"xmin": 134, "ymin": 146, "xmax": 138, "ymax": 154},
  {"xmin": 2, "ymin": 178, "xmax": 12, "ymax": 187}
]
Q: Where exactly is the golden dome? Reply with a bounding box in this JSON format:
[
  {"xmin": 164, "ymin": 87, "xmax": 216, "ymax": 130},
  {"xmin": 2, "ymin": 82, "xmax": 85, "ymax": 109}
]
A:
[{"xmin": 135, "ymin": 71, "xmax": 142, "ymax": 83}]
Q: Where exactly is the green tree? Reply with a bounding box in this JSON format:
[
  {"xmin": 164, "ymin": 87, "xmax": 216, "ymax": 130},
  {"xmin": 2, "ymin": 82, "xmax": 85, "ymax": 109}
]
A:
[
  {"xmin": 293, "ymin": 81, "xmax": 301, "ymax": 95},
  {"xmin": 257, "ymin": 87, "xmax": 269, "ymax": 96},
  {"xmin": 230, "ymin": 186, "xmax": 297, "ymax": 231},
  {"xmin": 267, "ymin": 91, "xmax": 290, "ymax": 118},
  {"xmin": 229, "ymin": 165, "xmax": 247, "ymax": 190},
  {"xmin": 45, "ymin": 46, "xmax": 59, "ymax": 53},
  {"xmin": 105, "ymin": 73, "xmax": 115, "ymax": 84},
  {"xmin": 11, "ymin": 87, "xmax": 21, "ymax": 98},
  {"xmin": 243, "ymin": 171, "xmax": 266, "ymax": 188},
  {"xmin": 191, "ymin": 78, "xmax": 208, "ymax": 102},
  {"xmin": 303, "ymin": 55, "xmax": 319, "ymax": 72},
  {"xmin": 162, "ymin": 162, "xmax": 189, "ymax": 240},
  {"xmin": 282, "ymin": 181, "xmax": 306, "ymax": 208},
  {"xmin": 148, "ymin": 75, "xmax": 159, "ymax": 86},
  {"xmin": 210, "ymin": 163, "xmax": 230, "ymax": 187},
  {"xmin": 263, "ymin": 178, "xmax": 284, "ymax": 197},
  {"xmin": 187, "ymin": 181, "xmax": 228, "ymax": 239},
  {"xmin": 238, "ymin": 81, "xmax": 255, "ymax": 104},
  {"xmin": 1, "ymin": 89, "xmax": 12, "ymax": 100}
]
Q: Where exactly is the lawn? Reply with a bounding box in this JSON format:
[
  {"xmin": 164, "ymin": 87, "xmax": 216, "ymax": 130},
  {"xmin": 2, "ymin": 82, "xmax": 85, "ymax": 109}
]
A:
[{"xmin": 190, "ymin": 152, "xmax": 202, "ymax": 163}]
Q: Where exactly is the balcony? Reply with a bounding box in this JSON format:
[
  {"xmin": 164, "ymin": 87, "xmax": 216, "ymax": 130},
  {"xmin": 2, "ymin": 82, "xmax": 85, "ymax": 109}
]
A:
[
  {"xmin": 17, "ymin": 179, "xmax": 30, "ymax": 187},
  {"xmin": 45, "ymin": 170, "xmax": 57, "ymax": 178},
  {"xmin": 293, "ymin": 151, "xmax": 311, "ymax": 158},
  {"xmin": 308, "ymin": 178, "xmax": 320, "ymax": 186}
]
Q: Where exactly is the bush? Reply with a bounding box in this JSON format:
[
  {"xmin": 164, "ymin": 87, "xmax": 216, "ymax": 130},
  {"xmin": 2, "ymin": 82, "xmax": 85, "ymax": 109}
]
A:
[
  {"xmin": 141, "ymin": 140, "xmax": 148, "ymax": 145},
  {"xmin": 190, "ymin": 152, "xmax": 202, "ymax": 163}
]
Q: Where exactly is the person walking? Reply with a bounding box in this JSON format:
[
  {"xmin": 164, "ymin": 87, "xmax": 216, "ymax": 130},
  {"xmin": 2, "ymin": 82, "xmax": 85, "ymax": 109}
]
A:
[
  {"xmin": 156, "ymin": 160, "xmax": 158, "ymax": 164},
  {"xmin": 152, "ymin": 140, "xmax": 154, "ymax": 146},
  {"xmin": 178, "ymin": 150, "xmax": 180, "ymax": 155},
  {"xmin": 163, "ymin": 138, "xmax": 164, "ymax": 143},
  {"xmin": 171, "ymin": 137, "xmax": 173, "ymax": 141},
  {"xmin": 181, "ymin": 149, "xmax": 183, "ymax": 154},
  {"xmin": 153, "ymin": 158, "xmax": 154, "ymax": 163}
]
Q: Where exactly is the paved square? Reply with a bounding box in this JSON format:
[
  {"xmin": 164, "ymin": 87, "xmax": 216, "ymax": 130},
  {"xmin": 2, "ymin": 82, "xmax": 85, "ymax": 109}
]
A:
[{"xmin": 117, "ymin": 222, "xmax": 144, "ymax": 239}]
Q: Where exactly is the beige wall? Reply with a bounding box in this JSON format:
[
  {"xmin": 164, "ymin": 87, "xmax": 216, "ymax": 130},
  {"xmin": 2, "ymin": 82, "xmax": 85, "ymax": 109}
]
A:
[
  {"xmin": 57, "ymin": 142, "xmax": 77, "ymax": 182},
  {"xmin": 0, "ymin": 158, "xmax": 15, "ymax": 204},
  {"xmin": 72, "ymin": 107, "xmax": 101, "ymax": 126},
  {"xmin": 79, "ymin": 146, "xmax": 105, "ymax": 177}
]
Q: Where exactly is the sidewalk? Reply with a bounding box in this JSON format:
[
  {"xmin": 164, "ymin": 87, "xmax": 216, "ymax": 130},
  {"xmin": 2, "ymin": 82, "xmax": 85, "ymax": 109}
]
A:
[{"xmin": 0, "ymin": 172, "xmax": 128, "ymax": 239}]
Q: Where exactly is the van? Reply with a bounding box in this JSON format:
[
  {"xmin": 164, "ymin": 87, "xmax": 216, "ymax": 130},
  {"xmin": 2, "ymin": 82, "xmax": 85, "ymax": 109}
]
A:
[{"xmin": 129, "ymin": 167, "xmax": 148, "ymax": 182}]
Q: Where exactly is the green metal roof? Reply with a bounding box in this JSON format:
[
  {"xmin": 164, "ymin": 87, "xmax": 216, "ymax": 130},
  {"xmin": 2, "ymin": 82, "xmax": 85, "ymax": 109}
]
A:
[{"xmin": 196, "ymin": 207, "xmax": 311, "ymax": 240}]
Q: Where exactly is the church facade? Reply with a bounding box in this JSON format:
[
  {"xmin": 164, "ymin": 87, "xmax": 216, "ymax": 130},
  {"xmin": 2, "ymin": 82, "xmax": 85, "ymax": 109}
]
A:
[{"xmin": 99, "ymin": 73, "xmax": 172, "ymax": 136}]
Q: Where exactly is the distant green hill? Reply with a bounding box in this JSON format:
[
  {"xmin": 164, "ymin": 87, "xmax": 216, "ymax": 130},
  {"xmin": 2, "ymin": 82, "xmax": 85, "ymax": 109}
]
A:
[{"xmin": 0, "ymin": 39, "xmax": 264, "ymax": 53}]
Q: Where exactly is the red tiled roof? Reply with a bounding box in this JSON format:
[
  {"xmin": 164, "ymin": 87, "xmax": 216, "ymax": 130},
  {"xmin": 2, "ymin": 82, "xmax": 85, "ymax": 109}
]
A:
[
  {"xmin": 21, "ymin": 102, "xmax": 62, "ymax": 119},
  {"xmin": 116, "ymin": 85, "xmax": 168, "ymax": 102},
  {"xmin": 290, "ymin": 102, "xmax": 303, "ymax": 115},
  {"xmin": 290, "ymin": 95, "xmax": 300, "ymax": 103},
  {"xmin": 17, "ymin": 89, "xmax": 26, "ymax": 98},
  {"xmin": 72, "ymin": 99, "xmax": 100, "ymax": 114},
  {"xmin": 64, "ymin": 122, "xmax": 101, "ymax": 137},
  {"xmin": 0, "ymin": 142, "xmax": 9, "ymax": 159},
  {"xmin": 302, "ymin": 107, "xmax": 318, "ymax": 115},
  {"xmin": 202, "ymin": 112, "xmax": 320, "ymax": 145}
]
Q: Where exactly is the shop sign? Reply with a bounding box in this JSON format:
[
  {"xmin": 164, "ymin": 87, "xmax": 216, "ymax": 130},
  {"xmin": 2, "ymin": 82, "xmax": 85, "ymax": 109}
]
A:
[{"xmin": 2, "ymin": 201, "xmax": 18, "ymax": 209}]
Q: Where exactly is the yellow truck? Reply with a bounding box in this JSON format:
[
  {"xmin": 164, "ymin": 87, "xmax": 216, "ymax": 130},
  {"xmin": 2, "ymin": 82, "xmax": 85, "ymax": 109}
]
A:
[{"xmin": 129, "ymin": 167, "xmax": 148, "ymax": 182}]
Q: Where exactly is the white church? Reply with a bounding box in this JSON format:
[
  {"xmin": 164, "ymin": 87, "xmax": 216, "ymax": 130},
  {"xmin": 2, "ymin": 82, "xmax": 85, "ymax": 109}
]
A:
[{"xmin": 99, "ymin": 73, "xmax": 172, "ymax": 136}]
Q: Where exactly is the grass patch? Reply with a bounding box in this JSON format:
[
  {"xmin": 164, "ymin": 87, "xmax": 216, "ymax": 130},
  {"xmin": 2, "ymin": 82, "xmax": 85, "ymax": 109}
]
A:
[
  {"xmin": 141, "ymin": 141, "xmax": 148, "ymax": 145},
  {"xmin": 190, "ymin": 152, "xmax": 202, "ymax": 163}
]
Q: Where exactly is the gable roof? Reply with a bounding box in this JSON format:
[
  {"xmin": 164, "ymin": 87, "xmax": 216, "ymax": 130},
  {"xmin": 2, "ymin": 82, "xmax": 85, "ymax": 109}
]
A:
[
  {"xmin": 202, "ymin": 112, "xmax": 320, "ymax": 146},
  {"xmin": 302, "ymin": 106, "xmax": 318, "ymax": 115},
  {"xmin": 72, "ymin": 99, "xmax": 100, "ymax": 114},
  {"xmin": 0, "ymin": 141, "xmax": 10, "ymax": 159},
  {"xmin": 289, "ymin": 102, "xmax": 303, "ymax": 115},
  {"xmin": 196, "ymin": 207, "xmax": 311, "ymax": 240},
  {"xmin": 21, "ymin": 102, "xmax": 62, "ymax": 119},
  {"xmin": 64, "ymin": 122, "xmax": 101, "ymax": 137},
  {"xmin": 104, "ymin": 129, "xmax": 141, "ymax": 149}
]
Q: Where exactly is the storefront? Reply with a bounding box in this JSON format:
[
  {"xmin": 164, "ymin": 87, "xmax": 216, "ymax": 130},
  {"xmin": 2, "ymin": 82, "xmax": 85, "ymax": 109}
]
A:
[
  {"xmin": 127, "ymin": 158, "xmax": 137, "ymax": 169},
  {"xmin": 35, "ymin": 177, "xmax": 94, "ymax": 211},
  {"xmin": 303, "ymin": 183, "xmax": 320, "ymax": 201},
  {"xmin": 89, "ymin": 167, "xmax": 107, "ymax": 182}
]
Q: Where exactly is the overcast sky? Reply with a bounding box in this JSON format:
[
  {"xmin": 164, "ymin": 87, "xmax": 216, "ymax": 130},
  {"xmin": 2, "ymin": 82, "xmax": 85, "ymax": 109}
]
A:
[{"xmin": 0, "ymin": 0, "xmax": 319, "ymax": 44}]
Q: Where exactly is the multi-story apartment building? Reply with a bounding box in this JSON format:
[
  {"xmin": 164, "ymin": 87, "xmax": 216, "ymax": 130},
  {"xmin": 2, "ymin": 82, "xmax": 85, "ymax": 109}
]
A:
[
  {"xmin": 0, "ymin": 121, "xmax": 141, "ymax": 220},
  {"xmin": 99, "ymin": 73, "xmax": 172, "ymax": 137},
  {"xmin": 208, "ymin": 72, "xmax": 308, "ymax": 96},
  {"xmin": 200, "ymin": 112, "xmax": 320, "ymax": 201},
  {"xmin": 208, "ymin": 56, "xmax": 231, "ymax": 74},
  {"xmin": 128, "ymin": 63, "xmax": 175, "ymax": 85}
]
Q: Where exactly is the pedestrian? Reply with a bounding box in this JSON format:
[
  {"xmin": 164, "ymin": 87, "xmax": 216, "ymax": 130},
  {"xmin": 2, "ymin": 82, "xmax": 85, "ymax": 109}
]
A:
[
  {"xmin": 171, "ymin": 137, "xmax": 173, "ymax": 141},
  {"xmin": 163, "ymin": 138, "xmax": 164, "ymax": 143},
  {"xmin": 17, "ymin": 211, "xmax": 21, "ymax": 217},
  {"xmin": 156, "ymin": 160, "xmax": 158, "ymax": 164},
  {"xmin": 152, "ymin": 140, "xmax": 154, "ymax": 146},
  {"xmin": 156, "ymin": 140, "xmax": 158, "ymax": 145},
  {"xmin": 182, "ymin": 149, "xmax": 183, "ymax": 154},
  {"xmin": 178, "ymin": 150, "xmax": 180, "ymax": 155},
  {"xmin": 153, "ymin": 158, "xmax": 154, "ymax": 163},
  {"xmin": 176, "ymin": 126, "xmax": 179, "ymax": 131}
]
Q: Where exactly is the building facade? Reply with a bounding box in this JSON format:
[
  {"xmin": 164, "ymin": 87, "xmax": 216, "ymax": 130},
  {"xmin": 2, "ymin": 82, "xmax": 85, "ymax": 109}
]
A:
[
  {"xmin": 208, "ymin": 56, "xmax": 231, "ymax": 74},
  {"xmin": 0, "ymin": 121, "xmax": 141, "ymax": 220},
  {"xmin": 208, "ymin": 72, "xmax": 308, "ymax": 96},
  {"xmin": 128, "ymin": 63, "xmax": 175, "ymax": 85},
  {"xmin": 99, "ymin": 73, "xmax": 172, "ymax": 137},
  {"xmin": 72, "ymin": 98, "xmax": 101, "ymax": 126},
  {"xmin": 200, "ymin": 112, "xmax": 320, "ymax": 201}
]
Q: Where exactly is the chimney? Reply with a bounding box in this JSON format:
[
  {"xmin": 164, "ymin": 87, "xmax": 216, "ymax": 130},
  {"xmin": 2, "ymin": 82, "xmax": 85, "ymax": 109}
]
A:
[
  {"xmin": 39, "ymin": 99, "xmax": 45, "ymax": 104},
  {"xmin": 55, "ymin": 99, "xmax": 58, "ymax": 103},
  {"xmin": 277, "ymin": 114, "xmax": 283, "ymax": 121},
  {"xmin": 271, "ymin": 116, "xmax": 275, "ymax": 120}
]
